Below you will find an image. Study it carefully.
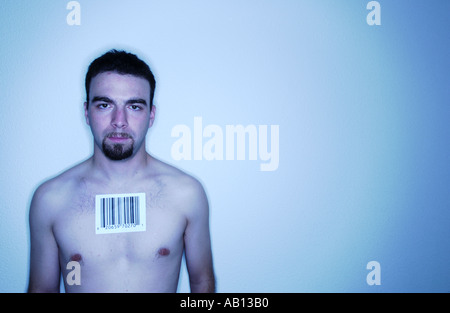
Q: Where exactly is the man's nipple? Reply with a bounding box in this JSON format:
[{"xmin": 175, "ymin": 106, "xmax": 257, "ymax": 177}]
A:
[
  {"xmin": 157, "ymin": 248, "xmax": 170, "ymax": 256},
  {"xmin": 70, "ymin": 253, "xmax": 83, "ymax": 262}
]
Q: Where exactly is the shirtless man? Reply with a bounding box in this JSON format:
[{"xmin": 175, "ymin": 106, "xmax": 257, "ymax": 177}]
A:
[{"xmin": 27, "ymin": 50, "xmax": 215, "ymax": 293}]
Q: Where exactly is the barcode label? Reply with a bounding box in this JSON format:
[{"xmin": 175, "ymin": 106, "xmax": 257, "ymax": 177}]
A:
[{"xmin": 95, "ymin": 193, "xmax": 146, "ymax": 234}]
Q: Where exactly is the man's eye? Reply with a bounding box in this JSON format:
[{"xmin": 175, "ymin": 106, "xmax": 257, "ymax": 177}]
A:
[
  {"xmin": 97, "ymin": 103, "xmax": 109, "ymax": 109},
  {"xmin": 130, "ymin": 105, "xmax": 141, "ymax": 111}
]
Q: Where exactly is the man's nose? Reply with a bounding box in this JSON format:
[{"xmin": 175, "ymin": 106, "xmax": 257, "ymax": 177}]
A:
[{"xmin": 111, "ymin": 107, "xmax": 128, "ymax": 129}]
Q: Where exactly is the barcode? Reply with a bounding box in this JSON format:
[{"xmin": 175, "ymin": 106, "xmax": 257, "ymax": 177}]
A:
[
  {"xmin": 100, "ymin": 195, "xmax": 140, "ymax": 228},
  {"xmin": 95, "ymin": 193, "xmax": 146, "ymax": 234}
]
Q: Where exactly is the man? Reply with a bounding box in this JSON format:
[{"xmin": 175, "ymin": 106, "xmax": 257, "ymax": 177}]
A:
[{"xmin": 27, "ymin": 50, "xmax": 215, "ymax": 293}]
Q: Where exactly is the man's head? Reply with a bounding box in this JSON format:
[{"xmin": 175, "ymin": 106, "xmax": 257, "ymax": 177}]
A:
[
  {"xmin": 84, "ymin": 50, "xmax": 156, "ymax": 161},
  {"xmin": 85, "ymin": 50, "xmax": 156, "ymax": 111}
]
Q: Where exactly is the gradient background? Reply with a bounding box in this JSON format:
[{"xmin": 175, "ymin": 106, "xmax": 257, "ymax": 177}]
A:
[{"xmin": 0, "ymin": 0, "xmax": 449, "ymax": 292}]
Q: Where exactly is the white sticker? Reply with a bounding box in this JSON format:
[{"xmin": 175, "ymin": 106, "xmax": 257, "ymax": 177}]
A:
[{"xmin": 95, "ymin": 193, "xmax": 146, "ymax": 234}]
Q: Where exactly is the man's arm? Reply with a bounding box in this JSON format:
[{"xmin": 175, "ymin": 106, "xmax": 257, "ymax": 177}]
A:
[
  {"xmin": 183, "ymin": 179, "xmax": 215, "ymax": 293},
  {"xmin": 27, "ymin": 184, "xmax": 61, "ymax": 293}
]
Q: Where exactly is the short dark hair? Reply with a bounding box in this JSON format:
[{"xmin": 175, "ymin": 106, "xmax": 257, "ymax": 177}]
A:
[{"xmin": 85, "ymin": 49, "xmax": 156, "ymax": 110}]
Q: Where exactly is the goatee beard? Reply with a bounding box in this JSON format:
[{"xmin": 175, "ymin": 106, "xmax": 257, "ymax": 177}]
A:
[{"xmin": 102, "ymin": 132, "xmax": 134, "ymax": 161}]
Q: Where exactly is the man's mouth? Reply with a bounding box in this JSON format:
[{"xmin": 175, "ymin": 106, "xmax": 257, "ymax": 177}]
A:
[{"xmin": 106, "ymin": 132, "xmax": 132, "ymax": 142}]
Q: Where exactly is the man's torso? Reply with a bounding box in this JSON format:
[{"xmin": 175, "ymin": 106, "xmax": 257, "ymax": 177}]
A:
[{"xmin": 49, "ymin": 159, "xmax": 190, "ymax": 292}]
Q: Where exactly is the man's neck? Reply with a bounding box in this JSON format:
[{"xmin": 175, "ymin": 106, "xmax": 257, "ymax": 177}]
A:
[{"xmin": 90, "ymin": 147, "xmax": 151, "ymax": 183}]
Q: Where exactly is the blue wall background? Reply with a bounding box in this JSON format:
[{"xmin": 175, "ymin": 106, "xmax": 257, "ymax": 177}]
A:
[{"xmin": 0, "ymin": 0, "xmax": 449, "ymax": 292}]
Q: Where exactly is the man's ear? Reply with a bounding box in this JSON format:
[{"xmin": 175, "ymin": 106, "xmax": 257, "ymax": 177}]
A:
[
  {"xmin": 148, "ymin": 105, "xmax": 156, "ymax": 128},
  {"xmin": 84, "ymin": 102, "xmax": 90, "ymax": 126}
]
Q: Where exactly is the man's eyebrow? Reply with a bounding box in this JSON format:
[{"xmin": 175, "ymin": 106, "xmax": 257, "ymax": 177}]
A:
[
  {"xmin": 91, "ymin": 96, "xmax": 114, "ymax": 103},
  {"xmin": 126, "ymin": 98, "xmax": 147, "ymax": 106}
]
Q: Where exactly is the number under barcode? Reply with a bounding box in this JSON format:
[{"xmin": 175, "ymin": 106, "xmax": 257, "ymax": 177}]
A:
[{"xmin": 95, "ymin": 193, "xmax": 146, "ymax": 234}]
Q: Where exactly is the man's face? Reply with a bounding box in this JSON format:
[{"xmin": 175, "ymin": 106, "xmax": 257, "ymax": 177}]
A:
[{"xmin": 85, "ymin": 71, "xmax": 155, "ymax": 161}]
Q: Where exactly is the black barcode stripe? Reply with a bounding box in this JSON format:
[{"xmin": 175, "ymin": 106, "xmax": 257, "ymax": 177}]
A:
[
  {"xmin": 99, "ymin": 195, "xmax": 140, "ymax": 229},
  {"xmin": 101, "ymin": 198, "xmax": 105, "ymax": 228},
  {"xmin": 131, "ymin": 198, "xmax": 136, "ymax": 224},
  {"xmin": 125, "ymin": 197, "xmax": 128, "ymax": 224},
  {"xmin": 135, "ymin": 196, "xmax": 140, "ymax": 225},
  {"xmin": 118, "ymin": 197, "xmax": 122, "ymax": 225}
]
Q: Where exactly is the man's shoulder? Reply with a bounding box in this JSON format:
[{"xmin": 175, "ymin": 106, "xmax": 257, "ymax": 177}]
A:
[
  {"xmin": 32, "ymin": 160, "xmax": 90, "ymax": 210},
  {"xmin": 150, "ymin": 158, "xmax": 207, "ymax": 207},
  {"xmin": 152, "ymin": 157, "xmax": 203, "ymax": 187}
]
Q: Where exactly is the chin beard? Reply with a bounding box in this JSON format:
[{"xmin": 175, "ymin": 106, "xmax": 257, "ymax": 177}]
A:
[{"xmin": 102, "ymin": 133, "xmax": 135, "ymax": 161}]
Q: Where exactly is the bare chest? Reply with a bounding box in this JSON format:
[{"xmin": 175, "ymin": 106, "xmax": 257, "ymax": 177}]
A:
[{"xmin": 52, "ymin": 183, "xmax": 187, "ymax": 270}]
